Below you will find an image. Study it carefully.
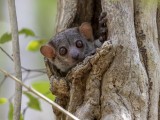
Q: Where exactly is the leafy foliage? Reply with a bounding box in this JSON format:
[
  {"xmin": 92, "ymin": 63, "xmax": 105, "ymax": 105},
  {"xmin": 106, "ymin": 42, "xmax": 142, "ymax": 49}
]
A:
[
  {"xmin": 0, "ymin": 97, "xmax": 7, "ymax": 105},
  {"xmin": 0, "ymin": 28, "xmax": 47, "ymax": 51},
  {"xmin": 23, "ymin": 92, "xmax": 41, "ymax": 111},
  {"xmin": 0, "ymin": 28, "xmax": 35, "ymax": 44},
  {"xmin": 26, "ymin": 39, "xmax": 46, "ymax": 51},
  {"xmin": 18, "ymin": 28, "xmax": 35, "ymax": 37},
  {"xmin": 32, "ymin": 81, "xmax": 55, "ymax": 100},
  {"xmin": 0, "ymin": 33, "xmax": 12, "ymax": 44}
]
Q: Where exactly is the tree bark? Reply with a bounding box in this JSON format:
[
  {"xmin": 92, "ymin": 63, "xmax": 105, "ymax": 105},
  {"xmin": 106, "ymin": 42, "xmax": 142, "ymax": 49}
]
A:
[
  {"xmin": 134, "ymin": 0, "xmax": 160, "ymax": 119},
  {"xmin": 46, "ymin": 0, "xmax": 160, "ymax": 120}
]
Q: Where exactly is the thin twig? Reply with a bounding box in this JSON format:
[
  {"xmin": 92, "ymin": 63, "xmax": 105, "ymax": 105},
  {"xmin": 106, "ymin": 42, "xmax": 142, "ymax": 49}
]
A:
[
  {"xmin": 22, "ymin": 106, "xmax": 28, "ymax": 119},
  {"xmin": 0, "ymin": 68, "xmax": 80, "ymax": 120},
  {"xmin": 0, "ymin": 75, "xmax": 7, "ymax": 87},
  {"xmin": 0, "ymin": 46, "xmax": 46, "ymax": 73},
  {"xmin": 22, "ymin": 68, "xmax": 46, "ymax": 73},
  {"xmin": 23, "ymin": 71, "xmax": 30, "ymax": 81},
  {"xmin": 0, "ymin": 47, "xmax": 14, "ymax": 61},
  {"xmin": 23, "ymin": 73, "xmax": 45, "ymax": 82}
]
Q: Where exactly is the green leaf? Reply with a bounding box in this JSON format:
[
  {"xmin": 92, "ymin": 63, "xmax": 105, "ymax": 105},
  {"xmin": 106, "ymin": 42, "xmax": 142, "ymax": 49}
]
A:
[
  {"xmin": 32, "ymin": 81, "xmax": 55, "ymax": 100},
  {"xmin": 20, "ymin": 113, "xmax": 24, "ymax": 120},
  {"xmin": 26, "ymin": 39, "xmax": 46, "ymax": 51},
  {"xmin": 19, "ymin": 28, "xmax": 35, "ymax": 37},
  {"xmin": 8, "ymin": 102, "xmax": 24, "ymax": 120},
  {"xmin": 8, "ymin": 103, "xmax": 13, "ymax": 120},
  {"xmin": 23, "ymin": 92, "xmax": 41, "ymax": 111},
  {"xmin": 0, "ymin": 33, "xmax": 12, "ymax": 44},
  {"xmin": 0, "ymin": 98, "xmax": 7, "ymax": 105}
]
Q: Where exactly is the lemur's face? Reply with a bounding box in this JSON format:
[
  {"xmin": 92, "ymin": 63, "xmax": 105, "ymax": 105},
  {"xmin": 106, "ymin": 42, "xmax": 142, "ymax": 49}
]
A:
[{"xmin": 40, "ymin": 23, "xmax": 94, "ymax": 73}]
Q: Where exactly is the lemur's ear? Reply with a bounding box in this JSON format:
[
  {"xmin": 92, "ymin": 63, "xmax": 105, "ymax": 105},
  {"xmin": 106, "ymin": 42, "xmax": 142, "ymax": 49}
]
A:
[
  {"xmin": 40, "ymin": 45, "xmax": 56, "ymax": 58},
  {"xmin": 79, "ymin": 22, "xmax": 94, "ymax": 40}
]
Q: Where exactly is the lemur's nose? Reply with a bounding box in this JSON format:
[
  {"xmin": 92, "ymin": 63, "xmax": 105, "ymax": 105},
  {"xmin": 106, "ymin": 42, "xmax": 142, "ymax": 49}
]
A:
[{"xmin": 72, "ymin": 53, "xmax": 79, "ymax": 60}]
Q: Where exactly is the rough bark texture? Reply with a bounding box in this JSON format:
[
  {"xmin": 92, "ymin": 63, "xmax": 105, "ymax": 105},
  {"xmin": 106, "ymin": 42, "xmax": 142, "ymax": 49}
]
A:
[
  {"xmin": 134, "ymin": 1, "xmax": 160, "ymax": 120},
  {"xmin": 100, "ymin": 0, "xmax": 149, "ymax": 119},
  {"xmin": 157, "ymin": 1, "xmax": 160, "ymax": 119},
  {"xmin": 45, "ymin": 0, "xmax": 160, "ymax": 120}
]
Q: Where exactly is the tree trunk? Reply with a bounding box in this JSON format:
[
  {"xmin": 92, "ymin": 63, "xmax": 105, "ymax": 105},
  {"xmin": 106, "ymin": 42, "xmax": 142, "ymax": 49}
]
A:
[{"xmin": 46, "ymin": 0, "xmax": 160, "ymax": 120}]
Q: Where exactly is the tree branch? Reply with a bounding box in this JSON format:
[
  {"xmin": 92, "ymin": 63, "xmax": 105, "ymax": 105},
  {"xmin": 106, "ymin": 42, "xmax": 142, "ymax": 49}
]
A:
[{"xmin": 7, "ymin": 0, "xmax": 22, "ymax": 120}]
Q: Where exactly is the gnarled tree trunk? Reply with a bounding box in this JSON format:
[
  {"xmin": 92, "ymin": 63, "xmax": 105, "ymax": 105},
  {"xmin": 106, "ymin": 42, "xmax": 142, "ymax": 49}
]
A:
[{"xmin": 46, "ymin": 0, "xmax": 160, "ymax": 120}]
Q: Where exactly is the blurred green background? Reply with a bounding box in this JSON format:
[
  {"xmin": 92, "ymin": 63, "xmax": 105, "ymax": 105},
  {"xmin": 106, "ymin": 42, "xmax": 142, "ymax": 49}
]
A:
[{"xmin": 0, "ymin": 0, "xmax": 57, "ymax": 120}]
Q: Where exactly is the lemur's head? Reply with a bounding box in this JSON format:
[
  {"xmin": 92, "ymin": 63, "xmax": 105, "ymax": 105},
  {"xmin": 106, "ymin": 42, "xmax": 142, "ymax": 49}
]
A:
[{"xmin": 40, "ymin": 23, "xmax": 94, "ymax": 73}]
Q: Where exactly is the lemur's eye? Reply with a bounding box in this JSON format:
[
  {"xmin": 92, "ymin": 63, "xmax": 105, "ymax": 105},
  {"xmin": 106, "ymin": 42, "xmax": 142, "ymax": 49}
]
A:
[
  {"xmin": 76, "ymin": 40, "xmax": 83, "ymax": 48},
  {"xmin": 59, "ymin": 47, "xmax": 67, "ymax": 56}
]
